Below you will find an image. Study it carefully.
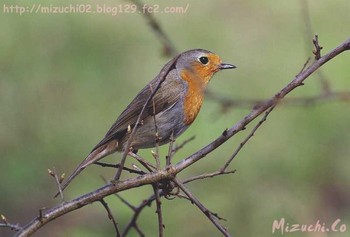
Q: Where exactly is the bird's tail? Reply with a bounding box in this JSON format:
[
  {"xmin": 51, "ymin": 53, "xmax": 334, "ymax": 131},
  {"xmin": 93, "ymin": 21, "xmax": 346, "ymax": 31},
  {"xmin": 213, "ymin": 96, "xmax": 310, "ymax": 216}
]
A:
[{"xmin": 54, "ymin": 140, "xmax": 119, "ymax": 198}]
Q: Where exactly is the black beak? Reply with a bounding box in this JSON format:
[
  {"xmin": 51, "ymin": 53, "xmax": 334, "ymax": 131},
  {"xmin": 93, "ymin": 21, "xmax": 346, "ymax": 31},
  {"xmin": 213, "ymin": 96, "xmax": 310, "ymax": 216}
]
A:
[{"xmin": 220, "ymin": 63, "xmax": 236, "ymax": 70}]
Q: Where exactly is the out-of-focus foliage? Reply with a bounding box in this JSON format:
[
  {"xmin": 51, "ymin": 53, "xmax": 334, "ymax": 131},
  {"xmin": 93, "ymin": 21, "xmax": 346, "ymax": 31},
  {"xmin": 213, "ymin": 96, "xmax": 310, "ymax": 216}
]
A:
[{"xmin": 1, "ymin": 1, "xmax": 349, "ymax": 236}]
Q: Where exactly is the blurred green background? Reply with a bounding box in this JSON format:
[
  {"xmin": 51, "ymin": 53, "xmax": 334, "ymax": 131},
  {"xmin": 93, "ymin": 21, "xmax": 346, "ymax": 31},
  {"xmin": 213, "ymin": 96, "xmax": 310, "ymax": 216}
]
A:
[{"xmin": 1, "ymin": 0, "xmax": 350, "ymax": 236}]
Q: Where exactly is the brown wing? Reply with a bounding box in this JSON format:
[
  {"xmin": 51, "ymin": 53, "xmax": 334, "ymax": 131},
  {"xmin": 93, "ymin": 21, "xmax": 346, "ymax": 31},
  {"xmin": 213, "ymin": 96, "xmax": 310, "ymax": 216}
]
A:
[{"xmin": 91, "ymin": 57, "xmax": 184, "ymax": 151}]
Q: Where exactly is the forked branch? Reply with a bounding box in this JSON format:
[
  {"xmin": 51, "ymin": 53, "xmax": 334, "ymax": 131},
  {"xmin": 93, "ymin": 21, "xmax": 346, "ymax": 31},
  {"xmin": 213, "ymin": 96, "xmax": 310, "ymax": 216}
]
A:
[{"xmin": 11, "ymin": 37, "xmax": 350, "ymax": 237}]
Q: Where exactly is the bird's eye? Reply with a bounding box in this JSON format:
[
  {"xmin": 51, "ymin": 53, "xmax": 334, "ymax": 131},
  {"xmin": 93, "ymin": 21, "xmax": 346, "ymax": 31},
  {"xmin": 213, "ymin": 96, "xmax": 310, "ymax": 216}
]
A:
[{"xmin": 199, "ymin": 56, "xmax": 209, "ymax": 65}]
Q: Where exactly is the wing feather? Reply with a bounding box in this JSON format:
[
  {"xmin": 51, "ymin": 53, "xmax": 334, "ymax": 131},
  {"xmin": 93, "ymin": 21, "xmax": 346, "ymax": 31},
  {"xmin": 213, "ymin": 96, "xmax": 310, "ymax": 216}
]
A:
[{"xmin": 91, "ymin": 58, "xmax": 184, "ymax": 151}]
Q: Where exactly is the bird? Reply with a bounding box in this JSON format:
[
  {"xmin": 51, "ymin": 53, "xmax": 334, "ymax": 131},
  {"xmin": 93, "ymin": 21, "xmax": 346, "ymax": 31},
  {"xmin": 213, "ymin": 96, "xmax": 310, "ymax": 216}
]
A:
[{"xmin": 57, "ymin": 49, "xmax": 236, "ymax": 195}]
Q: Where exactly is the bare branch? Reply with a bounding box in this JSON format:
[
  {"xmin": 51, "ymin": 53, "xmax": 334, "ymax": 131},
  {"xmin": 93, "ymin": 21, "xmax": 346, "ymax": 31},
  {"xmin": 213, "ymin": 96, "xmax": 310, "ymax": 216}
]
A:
[
  {"xmin": 48, "ymin": 167, "xmax": 64, "ymax": 200},
  {"xmin": 297, "ymin": 57, "xmax": 311, "ymax": 75},
  {"xmin": 152, "ymin": 185, "xmax": 164, "ymax": 237},
  {"xmin": 149, "ymin": 83, "xmax": 162, "ymax": 171},
  {"xmin": 313, "ymin": 34, "xmax": 323, "ymax": 60},
  {"xmin": 221, "ymin": 106, "xmax": 275, "ymax": 172},
  {"xmin": 282, "ymin": 90, "xmax": 350, "ymax": 106},
  {"xmin": 208, "ymin": 35, "xmax": 347, "ymax": 112},
  {"xmin": 13, "ymin": 37, "xmax": 350, "ymax": 237},
  {"xmin": 117, "ymin": 194, "xmax": 137, "ymax": 211},
  {"xmin": 183, "ymin": 170, "xmax": 236, "ymax": 184},
  {"xmin": 100, "ymin": 199, "xmax": 121, "ymax": 237},
  {"xmin": 174, "ymin": 37, "xmax": 350, "ymax": 173},
  {"xmin": 209, "ymin": 88, "xmax": 350, "ymax": 111},
  {"xmin": 172, "ymin": 136, "xmax": 195, "ymax": 154},
  {"xmin": 128, "ymin": 152, "xmax": 156, "ymax": 171},
  {"xmin": 129, "ymin": 0, "xmax": 177, "ymax": 57},
  {"xmin": 173, "ymin": 178, "xmax": 231, "ymax": 237},
  {"xmin": 0, "ymin": 214, "xmax": 22, "ymax": 231},
  {"xmin": 166, "ymin": 131, "xmax": 175, "ymax": 166},
  {"xmin": 300, "ymin": 1, "xmax": 331, "ymax": 93},
  {"xmin": 122, "ymin": 193, "xmax": 158, "ymax": 236},
  {"xmin": 94, "ymin": 161, "xmax": 145, "ymax": 175}
]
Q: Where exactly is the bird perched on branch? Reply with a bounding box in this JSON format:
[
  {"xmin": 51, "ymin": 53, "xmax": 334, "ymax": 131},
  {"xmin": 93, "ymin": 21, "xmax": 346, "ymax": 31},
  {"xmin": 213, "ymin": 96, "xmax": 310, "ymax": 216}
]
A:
[{"xmin": 57, "ymin": 49, "xmax": 235, "ymax": 196}]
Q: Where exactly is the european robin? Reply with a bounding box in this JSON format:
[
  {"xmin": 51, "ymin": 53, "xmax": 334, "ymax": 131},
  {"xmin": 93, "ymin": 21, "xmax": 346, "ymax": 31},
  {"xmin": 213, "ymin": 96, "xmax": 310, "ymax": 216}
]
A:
[{"xmin": 58, "ymin": 49, "xmax": 235, "ymax": 194}]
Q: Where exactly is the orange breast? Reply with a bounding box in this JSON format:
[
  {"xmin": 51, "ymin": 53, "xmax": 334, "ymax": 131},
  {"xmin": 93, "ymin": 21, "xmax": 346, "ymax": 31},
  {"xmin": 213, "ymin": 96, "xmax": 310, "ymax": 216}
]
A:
[{"xmin": 181, "ymin": 70, "xmax": 206, "ymax": 125}]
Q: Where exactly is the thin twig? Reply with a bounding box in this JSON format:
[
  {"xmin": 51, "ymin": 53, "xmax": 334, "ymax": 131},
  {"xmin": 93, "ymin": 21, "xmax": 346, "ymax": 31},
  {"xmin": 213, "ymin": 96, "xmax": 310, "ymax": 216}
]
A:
[
  {"xmin": 311, "ymin": 34, "xmax": 331, "ymax": 93},
  {"xmin": 208, "ymin": 88, "xmax": 350, "ymax": 112},
  {"xmin": 133, "ymin": 224, "xmax": 145, "ymax": 237},
  {"xmin": 94, "ymin": 162, "xmax": 145, "ymax": 175},
  {"xmin": 100, "ymin": 199, "xmax": 121, "ymax": 237},
  {"xmin": 48, "ymin": 167, "xmax": 64, "ymax": 200},
  {"xmin": 115, "ymin": 194, "xmax": 137, "ymax": 211},
  {"xmin": 101, "ymin": 179, "xmax": 148, "ymax": 236},
  {"xmin": 122, "ymin": 193, "xmax": 159, "ymax": 236},
  {"xmin": 300, "ymin": 2, "xmax": 331, "ymax": 92},
  {"xmin": 298, "ymin": 57, "xmax": 311, "ymax": 75},
  {"xmin": 221, "ymin": 106, "xmax": 275, "ymax": 172},
  {"xmin": 166, "ymin": 131, "xmax": 175, "ymax": 166},
  {"xmin": 183, "ymin": 170, "xmax": 236, "ymax": 184},
  {"xmin": 173, "ymin": 178, "xmax": 231, "ymax": 237},
  {"xmin": 152, "ymin": 185, "xmax": 164, "ymax": 237},
  {"xmin": 149, "ymin": 83, "xmax": 162, "ymax": 170},
  {"xmin": 176, "ymin": 37, "xmax": 350, "ymax": 175},
  {"xmin": 0, "ymin": 223, "xmax": 21, "ymax": 231},
  {"xmin": 0, "ymin": 214, "xmax": 22, "ymax": 232},
  {"xmin": 172, "ymin": 136, "xmax": 195, "ymax": 154},
  {"xmin": 100, "ymin": 176, "xmax": 138, "ymax": 213},
  {"xmin": 300, "ymin": 0, "xmax": 314, "ymax": 56},
  {"xmin": 128, "ymin": 152, "xmax": 156, "ymax": 171},
  {"xmin": 129, "ymin": 0, "xmax": 177, "ymax": 57},
  {"xmin": 208, "ymin": 36, "xmax": 338, "ymax": 112},
  {"xmin": 282, "ymin": 90, "xmax": 350, "ymax": 106},
  {"xmin": 151, "ymin": 149, "xmax": 161, "ymax": 170}
]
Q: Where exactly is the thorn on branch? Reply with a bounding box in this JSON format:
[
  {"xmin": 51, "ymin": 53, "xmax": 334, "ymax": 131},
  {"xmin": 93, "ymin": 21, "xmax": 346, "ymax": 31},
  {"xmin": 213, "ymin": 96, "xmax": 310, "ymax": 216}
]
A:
[
  {"xmin": 211, "ymin": 212, "xmax": 227, "ymax": 221},
  {"xmin": 39, "ymin": 208, "xmax": 47, "ymax": 222},
  {"xmin": 313, "ymin": 35, "xmax": 323, "ymax": 60}
]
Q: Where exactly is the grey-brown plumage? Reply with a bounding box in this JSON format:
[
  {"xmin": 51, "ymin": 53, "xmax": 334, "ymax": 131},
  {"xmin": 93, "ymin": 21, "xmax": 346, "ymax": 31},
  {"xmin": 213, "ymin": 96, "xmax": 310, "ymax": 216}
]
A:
[{"xmin": 56, "ymin": 49, "xmax": 235, "ymax": 196}]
